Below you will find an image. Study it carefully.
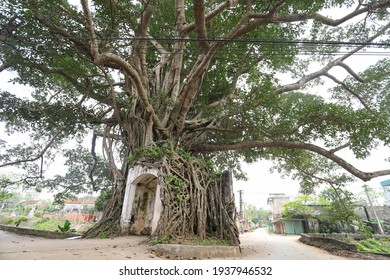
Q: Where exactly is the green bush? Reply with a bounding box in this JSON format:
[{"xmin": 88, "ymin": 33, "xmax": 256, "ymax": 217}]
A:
[
  {"xmin": 4, "ymin": 218, "xmax": 14, "ymax": 225},
  {"xmin": 356, "ymin": 238, "xmax": 390, "ymax": 254},
  {"xmin": 58, "ymin": 220, "xmax": 75, "ymax": 233},
  {"xmin": 14, "ymin": 216, "xmax": 28, "ymax": 227},
  {"xmin": 32, "ymin": 219, "xmax": 67, "ymax": 231}
]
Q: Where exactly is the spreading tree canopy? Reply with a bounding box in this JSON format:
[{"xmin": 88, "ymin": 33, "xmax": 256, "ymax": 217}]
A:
[{"xmin": 1, "ymin": 0, "xmax": 390, "ymax": 243}]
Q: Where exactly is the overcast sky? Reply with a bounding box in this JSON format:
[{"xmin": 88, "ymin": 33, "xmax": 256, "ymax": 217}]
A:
[{"xmin": 233, "ymin": 147, "xmax": 390, "ymax": 209}]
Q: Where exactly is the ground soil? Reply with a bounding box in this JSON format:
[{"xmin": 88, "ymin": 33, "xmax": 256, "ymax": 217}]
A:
[
  {"xmin": 300, "ymin": 239, "xmax": 390, "ymax": 260},
  {"xmin": 1, "ymin": 227, "xmax": 389, "ymax": 260}
]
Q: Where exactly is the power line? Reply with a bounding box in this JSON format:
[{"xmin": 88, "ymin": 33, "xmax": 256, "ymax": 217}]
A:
[
  {"xmin": 13, "ymin": 35, "xmax": 390, "ymax": 48},
  {"xmin": 4, "ymin": 35, "xmax": 390, "ymax": 59}
]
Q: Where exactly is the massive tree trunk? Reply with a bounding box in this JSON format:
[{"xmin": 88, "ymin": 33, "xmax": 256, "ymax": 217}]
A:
[{"xmin": 79, "ymin": 0, "xmax": 240, "ymax": 245}]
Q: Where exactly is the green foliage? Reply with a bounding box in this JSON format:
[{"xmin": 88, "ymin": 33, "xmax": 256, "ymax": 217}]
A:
[
  {"xmin": 14, "ymin": 216, "xmax": 28, "ymax": 227},
  {"xmin": 165, "ymin": 174, "xmax": 185, "ymax": 191},
  {"xmin": 282, "ymin": 195, "xmax": 325, "ymax": 220},
  {"xmin": 42, "ymin": 201, "xmax": 58, "ymax": 213},
  {"xmin": 126, "ymin": 142, "xmax": 190, "ymax": 165},
  {"xmin": 95, "ymin": 188, "xmax": 113, "ymax": 212},
  {"xmin": 98, "ymin": 229, "xmax": 111, "ymax": 239},
  {"xmin": 283, "ymin": 187, "xmax": 359, "ymax": 233},
  {"xmin": 4, "ymin": 218, "xmax": 15, "ymax": 225},
  {"xmin": 150, "ymin": 235, "xmax": 171, "ymax": 245},
  {"xmin": 356, "ymin": 238, "xmax": 390, "ymax": 254},
  {"xmin": 164, "ymin": 173, "xmax": 186, "ymax": 202},
  {"xmin": 32, "ymin": 218, "xmax": 66, "ymax": 232},
  {"xmin": 127, "ymin": 146, "xmax": 167, "ymax": 164},
  {"xmin": 0, "ymin": 173, "xmax": 21, "ymax": 199},
  {"xmin": 319, "ymin": 187, "xmax": 358, "ymax": 224},
  {"xmin": 57, "ymin": 219, "xmax": 75, "ymax": 233},
  {"xmin": 0, "ymin": 193, "xmax": 13, "ymax": 202},
  {"xmin": 244, "ymin": 203, "xmax": 271, "ymax": 224},
  {"xmin": 357, "ymin": 221, "xmax": 374, "ymax": 238}
]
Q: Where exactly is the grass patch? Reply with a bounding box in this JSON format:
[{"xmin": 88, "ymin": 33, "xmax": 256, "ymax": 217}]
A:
[
  {"xmin": 32, "ymin": 218, "xmax": 67, "ymax": 232},
  {"xmin": 356, "ymin": 238, "xmax": 390, "ymax": 254},
  {"xmin": 174, "ymin": 236, "xmax": 230, "ymax": 246}
]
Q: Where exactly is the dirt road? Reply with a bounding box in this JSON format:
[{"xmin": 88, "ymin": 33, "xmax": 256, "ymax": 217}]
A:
[
  {"xmin": 0, "ymin": 230, "xmax": 153, "ymax": 260},
  {"xmin": 0, "ymin": 228, "xmax": 346, "ymax": 260},
  {"xmin": 236, "ymin": 228, "xmax": 346, "ymax": 260}
]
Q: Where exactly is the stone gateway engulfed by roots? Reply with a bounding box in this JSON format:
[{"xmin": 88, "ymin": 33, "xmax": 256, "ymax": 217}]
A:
[{"xmin": 119, "ymin": 149, "xmax": 239, "ymax": 245}]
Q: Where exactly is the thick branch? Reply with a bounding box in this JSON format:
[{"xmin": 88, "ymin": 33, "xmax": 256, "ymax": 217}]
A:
[
  {"xmin": 80, "ymin": 0, "xmax": 99, "ymax": 60},
  {"xmin": 275, "ymin": 58, "xmax": 342, "ymax": 94},
  {"xmin": 96, "ymin": 53, "xmax": 167, "ymax": 136},
  {"xmin": 338, "ymin": 62, "xmax": 365, "ymax": 82},
  {"xmin": 0, "ymin": 130, "xmax": 62, "ymax": 168},
  {"xmin": 193, "ymin": 0, "xmax": 209, "ymax": 51},
  {"xmin": 99, "ymin": 66, "xmax": 121, "ymax": 124},
  {"xmin": 34, "ymin": 13, "xmax": 90, "ymax": 55},
  {"xmin": 0, "ymin": 63, "xmax": 11, "ymax": 72},
  {"xmin": 181, "ymin": 1, "xmax": 236, "ymax": 35},
  {"xmin": 249, "ymin": 0, "xmax": 390, "ymax": 26},
  {"xmin": 134, "ymin": 2, "xmax": 153, "ymax": 78},
  {"xmin": 193, "ymin": 140, "xmax": 390, "ymax": 182},
  {"xmin": 93, "ymin": 130, "xmax": 123, "ymax": 140},
  {"xmin": 323, "ymin": 73, "xmax": 371, "ymax": 110},
  {"xmin": 328, "ymin": 142, "xmax": 351, "ymax": 154},
  {"xmin": 281, "ymin": 154, "xmax": 347, "ymax": 186},
  {"xmin": 80, "ymin": 0, "xmax": 167, "ymax": 137},
  {"xmin": 161, "ymin": 0, "xmax": 186, "ymax": 126},
  {"xmin": 275, "ymin": 21, "xmax": 390, "ymax": 95},
  {"xmin": 209, "ymin": 54, "xmax": 264, "ymax": 109}
]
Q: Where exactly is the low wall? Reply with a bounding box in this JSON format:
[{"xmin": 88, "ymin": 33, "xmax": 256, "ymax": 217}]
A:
[
  {"xmin": 299, "ymin": 233, "xmax": 357, "ymax": 251},
  {"xmin": 43, "ymin": 213, "xmax": 96, "ymax": 222},
  {"xmin": 0, "ymin": 224, "xmax": 80, "ymax": 239}
]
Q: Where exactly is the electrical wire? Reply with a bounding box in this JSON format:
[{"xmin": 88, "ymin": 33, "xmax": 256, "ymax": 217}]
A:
[
  {"xmin": 11, "ymin": 35, "xmax": 390, "ymax": 47},
  {"xmin": 4, "ymin": 35, "xmax": 390, "ymax": 57}
]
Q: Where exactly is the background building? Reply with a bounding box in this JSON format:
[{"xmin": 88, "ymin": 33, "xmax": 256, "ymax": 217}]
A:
[{"xmin": 380, "ymin": 179, "xmax": 390, "ymax": 206}]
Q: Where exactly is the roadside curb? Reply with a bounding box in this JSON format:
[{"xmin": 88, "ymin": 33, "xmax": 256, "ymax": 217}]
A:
[
  {"xmin": 299, "ymin": 233, "xmax": 357, "ymax": 251},
  {"xmin": 152, "ymin": 244, "xmax": 241, "ymax": 259},
  {"xmin": 0, "ymin": 224, "xmax": 81, "ymax": 239}
]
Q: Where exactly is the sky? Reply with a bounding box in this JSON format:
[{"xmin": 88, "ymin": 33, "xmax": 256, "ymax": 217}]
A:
[{"xmin": 233, "ymin": 147, "xmax": 390, "ymax": 210}]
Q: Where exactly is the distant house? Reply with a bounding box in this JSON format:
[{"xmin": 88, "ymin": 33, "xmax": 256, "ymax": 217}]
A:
[
  {"xmin": 43, "ymin": 199, "xmax": 98, "ymax": 223},
  {"xmin": 267, "ymin": 193, "xmax": 305, "ymax": 235},
  {"xmin": 63, "ymin": 199, "xmax": 95, "ymax": 214},
  {"xmin": 380, "ymin": 179, "xmax": 390, "ymax": 206}
]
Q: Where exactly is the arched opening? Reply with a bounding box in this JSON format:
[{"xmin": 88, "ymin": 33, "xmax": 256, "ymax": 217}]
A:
[{"xmin": 128, "ymin": 173, "xmax": 158, "ymax": 235}]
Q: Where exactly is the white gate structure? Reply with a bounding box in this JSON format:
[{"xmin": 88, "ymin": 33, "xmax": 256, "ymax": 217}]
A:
[{"xmin": 120, "ymin": 165, "xmax": 163, "ymax": 235}]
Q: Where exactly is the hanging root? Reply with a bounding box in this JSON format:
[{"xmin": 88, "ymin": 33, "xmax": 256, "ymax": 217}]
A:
[
  {"xmin": 82, "ymin": 179, "xmax": 126, "ymax": 239},
  {"xmin": 151, "ymin": 152, "xmax": 240, "ymax": 246}
]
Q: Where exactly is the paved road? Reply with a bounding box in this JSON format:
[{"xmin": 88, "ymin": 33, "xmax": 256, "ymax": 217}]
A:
[
  {"xmin": 236, "ymin": 228, "xmax": 346, "ymax": 260},
  {"xmin": 0, "ymin": 228, "xmax": 346, "ymax": 260}
]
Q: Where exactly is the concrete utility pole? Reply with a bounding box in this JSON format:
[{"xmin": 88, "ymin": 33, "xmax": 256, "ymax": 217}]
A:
[
  {"xmin": 363, "ymin": 185, "xmax": 384, "ymax": 235},
  {"xmin": 238, "ymin": 190, "xmax": 244, "ymax": 234}
]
